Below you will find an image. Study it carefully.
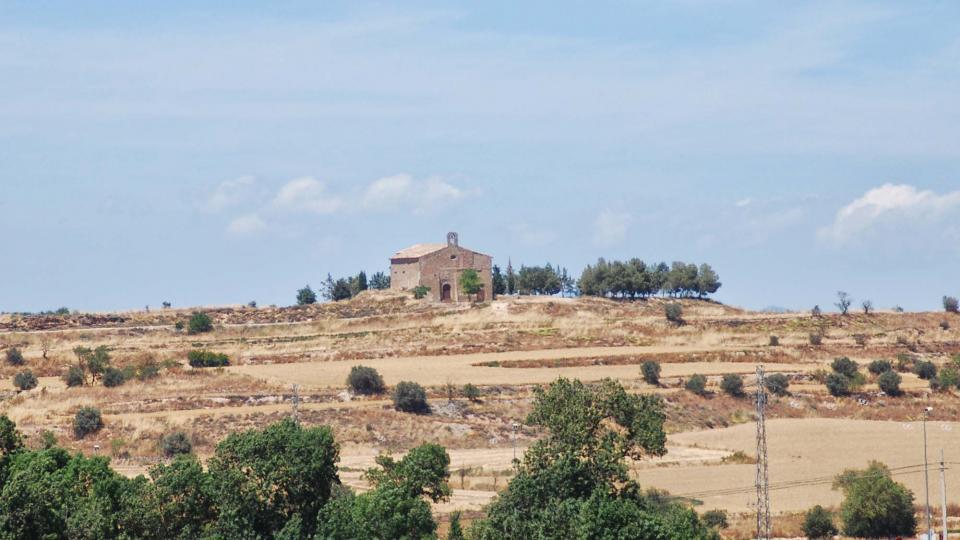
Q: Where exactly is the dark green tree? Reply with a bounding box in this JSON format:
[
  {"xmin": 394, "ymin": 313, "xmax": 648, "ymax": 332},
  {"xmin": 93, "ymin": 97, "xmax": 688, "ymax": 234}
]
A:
[
  {"xmin": 641, "ymin": 360, "xmax": 661, "ymax": 385},
  {"xmin": 296, "ymin": 285, "xmax": 317, "ymax": 305},
  {"xmin": 831, "ymin": 357, "xmax": 858, "ymax": 378},
  {"xmin": 187, "ymin": 312, "xmax": 213, "ymax": 334},
  {"xmin": 13, "ymin": 370, "xmax": 37, "ymax": 391},
  {"xmin": 5, "ymin": 347, "xmax": 24, "ymax": 366},
  {"xmin": 764, "ymin": 373, "xmax": 790, "ymax": 396},
  {"xmin": 877, "ymin": 370, "xmax": 902, "ymax": 396},
  {"xmin": 802, "ymin": 505, "xmax": 837, "ymax": 539},
  {"xmin": 836, "ymin": 462, "xmax": 916, "ymax": 538},
  {"xmin": 492, "ymin": 265, "xmax": 506, "ymax": 297},
  {"xmin": 73, "ymin": 407, "xmax": 103, "ymax": 439},
  {"xmin": 685, "ymin": 374, "xmax": 708, "ymax": 396},
  {"xmin": 161, "ymin": 432, "xmax": 193, "ymax": 457},
  {"xmin": 720, "ymin": 374, "xmax": 744, "ymax": 397},
  {"xmin": 825, "ymin": 373, "xmax": 851, "ymax": 397},
  {"xmin": 346, "ymin": 365, "xmax": 386, "ymax": 395},
  {"xmin": 459, "ymin": 268, "xmax": 483, "ymax": 301},
  {"xmin": 393, "ymin": 381, "xmax": 429, "ymax": 414},
  {"xmin": 369, "ymin": 271, "xmax": 391, "ymax": 290}
]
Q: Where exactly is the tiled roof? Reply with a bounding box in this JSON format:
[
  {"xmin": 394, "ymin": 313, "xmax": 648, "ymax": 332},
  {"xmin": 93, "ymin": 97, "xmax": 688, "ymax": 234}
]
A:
[{"xmin": 391, "ymin": 243, "xmax": 446, "ymax": 259}]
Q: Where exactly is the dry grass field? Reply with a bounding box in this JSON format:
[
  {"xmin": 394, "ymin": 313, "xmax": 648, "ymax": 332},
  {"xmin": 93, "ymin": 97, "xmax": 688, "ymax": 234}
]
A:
[{"xmin": 3, "ymin": 291, "xmax": 960, "ymax": 538}]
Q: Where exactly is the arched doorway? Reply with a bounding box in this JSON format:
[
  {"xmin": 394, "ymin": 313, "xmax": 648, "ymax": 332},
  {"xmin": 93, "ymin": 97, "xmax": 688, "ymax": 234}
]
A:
[{"xmin": 441, "ymin": 283, "xmax": 452, "ymax": 302}]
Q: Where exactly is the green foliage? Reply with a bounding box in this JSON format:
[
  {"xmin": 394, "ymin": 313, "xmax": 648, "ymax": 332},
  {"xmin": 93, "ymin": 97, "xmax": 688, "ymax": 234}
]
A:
[
  {"xmin": 102, "ymin": 367, "xmax": 126, "ymax": 387},
  {"xmin": 392, "ymin": 381, "xmax": 429, "ymax": 413},
  {"xmin": 764, "ymin": 373, "xmax": 790, "ymax": 396},
  {"xmin": 944, "ymin": 295, "xmax": 959, "ymax": 313},
  {"xmin": 187, "ymin": 349, "xmax": 229, "ymax": 368},
  {"xmin": 802, "ymin": 505, "xmax": 837, "ymax": 539},
  {"xmin": 685, "ymin": 374, "xmax": 708, "ymax": 396},
  {"xmin": 323, "ymin": 274, "xmax": 354, "ymax": 302},
  {"xmin": 296, "ymin": 284, "xmax": 317, "ymax": 305},
  {"xmin": 369, "ymin": 271, "xmax": 391, "ymax": 290},
  {"xmin": 938, "ymin": 366, "xmax": 960, "ymax": 390},
  {"xmin": 13, "ymin": 370, "xmax": 38, "ymax": 391},
  {"xmin": 135, "ymin": 358, "xmax": 161, "ymax": 381},
  {"xmin": 161, "ymin": 431, "xmax": 192, "ymax": 457},
  {"xmin": 831, "ymin": 357, "xmax": 858, "ymax": 378},
  {"xmin": 63, "ymin": 365, "xmax": 85, "ymax": 387},
  {"xmin": 447, "ymin": 511, "xmax": 465, "ymax": 540},
  {"xmin": 187, "ymin": 312, "xmax": 213, "ymax": 334},
  {"xmin": 664, "ymin": 302, "xmax": 683, "ymax": 323},
  {"xmin": 809, "ymin": 332, "xmax": 823, "ymax": 346},
  {"xmin": 463, "ymin": 383, "xmax": 481, "ymax": 402},
  {"xmin": 836, "ymin": 462, "xmax": 916, "ymax": 538},
  {"xmin": 867, "ymin": 359, "xmax": 892, "ymax": 375},
  {"xmin": 0, "ymin": 415, "xmax": 23, "ymax": 455},
  {"xmin": 207, "ymin": 418, "xmax": 339, "ymax": 537},
  {"xmin": 516, "ymin": 263, "xmax": 563, "ymax": 295},
  {"xmin": 491, "ymin": 265, "xmax": 506, "ymax": 297},
  {"xmin": 877, "ymin": 370, "xmax": 902, "ymax": 396},
  {"xmin": 316, "ymin": 483, "xmax": 437, "ymax": 539},
  {"xmin": 470, "ymin": 378, "xmax": 717, "ymax": 539},
  {"xmin": 641, "ymin": 360, "xmax": 661, "ymax": 385},
  {"xmin": 346, "ymin": 365, "xmax": 386, "ymax": 395},
  {"xmin": 365, "ymin": 443, "xmax": 451, "ymax": 502},
  {"xmin": 701, "ymin": 509, "xmax": 727, "ymax": 529},
  {"xmin": 459, "ymin": 268, "xmax": 483, "ymax": 299},
  {"xmin": 73, "ymin": 407, "xmax": 103, "ymax": 439},
  {"xmin": 578, "ymin": 258, "xmax": 721, "ymax": 299},
  {"xmin": 720, "ymin": 374, "xmax": 744, "ymax": 397},
  {"xmin": 412, "ymin": 285, "xmax": 431, "ymax": 299},
  {"xmin": 913, "ymin": 360, "xmax": 937, "ymax": 380},
  {"xmin": 825, "ymin": 373, "xmax": 851, "ymax": 397},
  {"xmin": 5, "ymin": 347, "xmax": 24, "ymax": 366}
]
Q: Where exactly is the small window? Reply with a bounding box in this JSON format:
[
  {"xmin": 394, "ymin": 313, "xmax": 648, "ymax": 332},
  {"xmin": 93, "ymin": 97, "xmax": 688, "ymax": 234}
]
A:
[{"xmin": 450, "ymin": 254, "xmax": 457, "ymax": 260}]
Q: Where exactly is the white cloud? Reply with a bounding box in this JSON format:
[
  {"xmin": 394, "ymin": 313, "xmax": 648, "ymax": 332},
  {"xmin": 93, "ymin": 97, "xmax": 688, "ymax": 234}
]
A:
[
  {"xmin": 592, "ymin": 209, "xmax": 632, "ymax": 246},
  {"xmin": 206, "ymin": 176, "xmax": 256, "ymax": 212},
  {"xmin": 272, "ymin": 177, "xmax": 343, "ymax": 214},
  {"xmin": 361, "ymin": 174, "xmax": 468, "ymax": 213},
  {"xmin": 820, "ymin": 183, "xmax": 960, "ymax": 243},
  {"xmin": 736, "ymin": 198, "xmax": 753, "ymax": 207},
  {"xmin": 227, "ymin": 213, "xmax": 267, "ymax": 235}
]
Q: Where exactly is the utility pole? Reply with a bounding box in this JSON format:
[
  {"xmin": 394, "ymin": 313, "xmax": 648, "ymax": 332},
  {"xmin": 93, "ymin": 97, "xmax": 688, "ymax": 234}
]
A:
[
  {"xmin": 940, "ymin": 449, "xmax": 948, "ymax": 540},
  {"xmin": 923, "ymin": 407, "xmax": 933, "ymax": 540},
  {"xmin": 755, "ymin": 365, "xmax": 771, "ymax": 540}
]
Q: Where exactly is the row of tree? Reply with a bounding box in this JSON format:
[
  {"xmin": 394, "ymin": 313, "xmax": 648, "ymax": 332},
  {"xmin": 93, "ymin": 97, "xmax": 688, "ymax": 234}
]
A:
[
  {"xmin": 579, "ymin": 259, "xmax": 721, "ymax": 299},
  {"xmin": 297, "ymin": 271, "xmax": 391, "ymax": 305}
]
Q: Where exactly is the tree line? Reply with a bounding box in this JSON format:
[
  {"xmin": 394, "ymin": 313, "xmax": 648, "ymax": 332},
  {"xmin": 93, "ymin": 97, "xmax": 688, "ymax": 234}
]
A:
[{"xmin": 296, "ymin": 271, "xmax": 391, "ymax": 305}]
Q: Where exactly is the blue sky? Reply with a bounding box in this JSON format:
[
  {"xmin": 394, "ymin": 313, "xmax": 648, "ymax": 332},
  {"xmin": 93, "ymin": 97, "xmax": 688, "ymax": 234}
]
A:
[{"xmin": 2, "ymin": 1, "xmax": 959, "ymax": 312}]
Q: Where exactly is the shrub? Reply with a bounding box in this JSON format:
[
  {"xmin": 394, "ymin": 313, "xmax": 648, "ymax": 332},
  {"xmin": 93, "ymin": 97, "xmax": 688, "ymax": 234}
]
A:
[
  {"xmin": 73, "ymin": 407, "xmax": 103, "ymax": 439},
  {"xmin": 867, "ymin": 359, "xmax": 892, "ymax": 376},
  {"xmin": 811, "ymin": 305, "xmax": 822, "ymax": 317},
  {"xmin": 809, "ymin": 333, "xmax": 823, "ymax": 346},
  {"xmin": 13, "ymin": 370, "xmax": 37, "ymax": 391},
  {"xmin": 701, "ymin": 509, "xmax": 727, "ymax": 529},
  {"xmin": 853, "ymin": 334, "xmax": 867, "ymax": 346},
  {"xmin": 720, "ymin": 374, "xmax": 744, "ymax": 397},
  {"xmin": 174, "ymin": 320, "xmax": 185, "ymax": 331},
  {"xmin": 896, "ymin": 353, "xmax": 915, "ymax": 372},
  {"xmin": 412, "ymin": 285, "xmax": 431, "ymax": 300},
  {"xmin": 913, "ymin": 360, "xmax": 937, "ymax": 380},
  {"xmin": 161, "ymin": 431, "xmax": 193, "ymax": 457},
  {"xmin": 877, "ymin": 370, "xmax": 902, "ymax": 396},
  {"xmin": 641, "ymin": 360, "xmax": 661, "ymax": 385},
  {"xmin": 346, "ymin": 365, "xmax": 386, "ymax": 395},
  {"xmin": 825, "ymin": 373, "xmax": 851, "ymax": 397},
  {"xmin": 838, "ymin": 463, "xmax": 916, "ymax": 538},
  {"xmin": 187, "ymin": 350, "xmax": 229, "ymax": 368},
  {"xmin": 135, "ymin": 359, "xmax": 161, "ymax": 381},
  {"xmin": 664, "ymin": 303, "xmax": 683, "ymax": 324},
  {"xmin": 944, "ymin": 296, "xmax": 959, "ymax": 313},
  {"xmin": 831, "ymin": 357, "xmax": 859, "ymax": 378},
  {"xmin": 685, "ymin": 374, "xmax": 708, "ymax": 396},
  {"xmin": 187, "ymin": 312, "xmax": 213, "ymax": 334},
  {"xmin": 768, "ymin": 335, "xmax": 779, "ymax": 346},
  {"xmin": 462, "ymin": 383, "xmax": 481, "ymax": 402},
  {"xmin": 296, "ymin": 285, "xmax": 317, "ymax": 306},
  {"xmin": 393, "ymin": 381, "xmax": 429, "ymax": 413},
  {"xmin": 63, "ymin": 365, "xmax": 85, "ymax": 387},
  {"xmin": 938, "ymin": 367, "xmax": 960, "ymax": 390},
  {"xmin": 764, "ymin": 373, "xmax": 790, "ymax": 396},
  {"xmin": 102, "ymin": 367, "xmax": 126, "ymax": 388},
  {"xmin": 5, "ymin": 347, "xmax": 24, "ymax": 366},
  {"xmin": 802, "ymin": 505, "xmax": 837, "ymax": 539},
  {"xmin": 940, "ymin": 320, "xmax": 950, "ymax": 331}
]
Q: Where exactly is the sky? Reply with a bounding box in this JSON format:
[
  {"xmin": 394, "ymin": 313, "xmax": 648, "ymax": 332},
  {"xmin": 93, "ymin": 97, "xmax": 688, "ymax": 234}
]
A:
[{"xmin": 1, "ymin": 1, "xmax": 959, "ymax": 313}]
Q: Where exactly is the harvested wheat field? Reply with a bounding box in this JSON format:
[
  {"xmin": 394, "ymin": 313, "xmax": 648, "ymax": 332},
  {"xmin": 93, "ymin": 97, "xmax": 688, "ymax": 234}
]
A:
[{"xmin": 2, "ymin": 293, "xmax": 960, "ymax": 538}]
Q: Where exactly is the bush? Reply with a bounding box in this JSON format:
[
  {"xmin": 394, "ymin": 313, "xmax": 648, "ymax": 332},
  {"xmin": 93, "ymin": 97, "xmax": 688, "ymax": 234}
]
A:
[
  {"xmin": 938, "ymin": 367, "xmax": 960, "ymax": 390},
  {"xmin": 809, "ymin": 333, "xmax": 823, "ymax": 346},
  {"xmin": 462, "ymin": 383, "xmax": 481, "ymax": 402},
  {"xmin": 102, "ymin": 367, "xmax": 126, "ymax": 388},
  {"xmin": 701, "ymin": 509, "xmax": 727, "ymax": 529},
  {"xmin": 825, "ymin": 373, "xmax": 851, "ymax": 397},
  {"xmin": 867, "ymin": 359, "xmax": 892, "ymax": 376},
  {"xmin": 811, "ymin": 305, "xmax": 822, "ymax": 317},
  {"xmin": 685, "ymin": 374, "xmax": 708, "ymax": 396},
  {"xmin": 161, "ymin": 431, "xmax": 193, "ymax": 457},
  {"xmin": 63, "ymin": 365, "xmax": 85, "ymax": 387},
  {"xmin": 73, "ymin": 407, "xmax": 103, "ymax": 439},
  {"xmin": 877, "ymin": 370, "xmax": 902, "ymax": 396},
  {"xmin": 5, "ymin": 347, "xmax": 24, "ymax": 366},
  {"xmin": 641, "ymin": 360, "xmax": 661, "ymax": 385},
  {"xmin": 135, "ymin": 359, "xmax": 161, "ymax": 381},
  {"xmin": 896, "ymin": 353, "xmax": 915, "ymax": 372},
  {"xmin": 765, "ymin": 373, "xmax": 790, "ymax": 396},
  {"xmin": 296, "ymin": 285, "xmax": 317, "ymax": 306},
  {"xmin": 412, "ymin": 285, "xmax": 430, "ymax": 300},
  {"xmin": 768, "ymin": 335, "xmax": 779, "ymax": 346},
  {"xmin": 13, "ymin": 370, "xmax": 37, "ymax": 391},
  {"xmin": 346, "ymin": 365, "xmax": 386, "ymax": 395},
  {"xmin": 802, "ymin": 505, "xmax": 837, "ymax": 539},
  {"xmin": 720, "ymin": 374, "xmax": 744, "ymax": 397},
  {"xmin": 940, "ymin": 320, "xmax": 950, "ymax": 330},
  {"xmin": 187, "ymin": 350, "xmax": 229, "ymax": 368},
  {"xmin": 393, "ymin": 381, "xmax": 429, "ymax": 413},
  {"xmin": 187, "ymin": 312, "xmax": 213, "ymax": 334},
  {"xmin": 913, "ymin": 360, "xmax": 937, "ymax": 380},
  {"xmin": 944, "ymin": 296, "xmax": 959, "ymax": 313},
  {"xmin": 853, "ymin": 334, "xmax": 868, "ymax": 346},
  {"xmin": 838, "ymin": 463, "xmax": 916, "ymax": 538},
  {"xmin": 831, "ymin": 357, "xmax": 858, "ymax": 378},
  {"xmin": 664, "ymin": 303, "xmax": 683, "ymax": 324}
]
